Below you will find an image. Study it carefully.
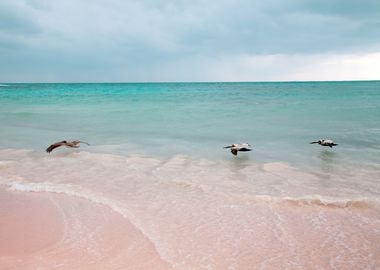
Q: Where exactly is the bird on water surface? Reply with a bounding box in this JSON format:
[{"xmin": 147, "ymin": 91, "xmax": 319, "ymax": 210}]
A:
[
  {"xmin": 224, "ymin": 143, "xmax": 252, "ymax": 156},
  {"xmin": 310, "ymin": 139, "xmax": 338, "ymax": 148},
  {"xmin": 46, "ymin": 140, "xmax": 90, "ymax": 153}
]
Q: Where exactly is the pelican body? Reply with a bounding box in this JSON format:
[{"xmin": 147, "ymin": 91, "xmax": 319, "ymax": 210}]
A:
[
  {"xmin": 46, "ymin": 140, "xmax": 90, "ymax": 153},
  {"xmin": 224, "ymin": 143, "xmax": 252, "ymax": 156},
  {"xmin": 310, "ymin": 139, "xmax": 338, "ymax": 148}
]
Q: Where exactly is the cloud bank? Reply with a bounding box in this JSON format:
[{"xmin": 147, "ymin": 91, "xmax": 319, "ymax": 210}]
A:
[{"xmin": 1, "ymin": 0, "xmax": 379, "ymax": 82}]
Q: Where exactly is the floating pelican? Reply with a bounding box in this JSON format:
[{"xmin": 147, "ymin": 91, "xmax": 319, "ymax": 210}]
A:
[
  {"xmin": 224, "ymin": 143, "xmax": 252, "ymax": 156},
  {"xmin": 310, "ymin": 139, "xmax": 338, "ymax": 148},
  {"xmin": 46, "ymin": 140, "xmax": 90, "ymax": 153}
]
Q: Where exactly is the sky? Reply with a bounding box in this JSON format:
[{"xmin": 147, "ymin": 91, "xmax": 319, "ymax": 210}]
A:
[{"xmin": 1, "ymin": 0, "xmax": 380, "ymax": 82}]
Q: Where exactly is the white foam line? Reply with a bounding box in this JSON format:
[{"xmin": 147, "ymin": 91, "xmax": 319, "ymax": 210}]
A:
[{"xmin": 215, "ymin": 192, "xmax": 379, "ymax": 209}]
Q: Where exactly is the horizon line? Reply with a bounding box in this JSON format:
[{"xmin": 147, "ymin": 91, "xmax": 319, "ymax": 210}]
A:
[{"xmin": 1, "ymin": 79, "xmax": 380, "ymax": 84}]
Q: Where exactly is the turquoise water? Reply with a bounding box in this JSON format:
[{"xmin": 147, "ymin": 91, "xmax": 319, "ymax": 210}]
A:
[{"xmin": 1, "ymin": 81, "xmax": 380, "ymax": 167}]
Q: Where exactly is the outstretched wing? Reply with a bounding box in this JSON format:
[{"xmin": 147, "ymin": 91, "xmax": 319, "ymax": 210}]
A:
[
  {"xmin": 46, "ymin": 141, "xmax": 66, "ymax": 153},
  {"xmin": 72, "ymin": 140, "xmax": 90, "ymax": 146},
  {"xmin": 239, "ymin": 148, "xmax": 252, "ymax": 152}
]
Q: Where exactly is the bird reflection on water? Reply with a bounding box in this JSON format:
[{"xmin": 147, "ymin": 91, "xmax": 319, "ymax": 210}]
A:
[
  {"xmin": 229, "ymin": 154, "xmax": 253, "ymax": 169},
  {"xmin": 318, "ymin": 150, "xmax": 339, "ymax": 173}
]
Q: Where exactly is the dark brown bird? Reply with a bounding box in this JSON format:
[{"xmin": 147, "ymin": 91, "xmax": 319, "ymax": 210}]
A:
[
  {"xmin": 224, "ymin": 143, "xmax": 252, "ymax": 156},
  {"xmin": 46, "ymin": 140, "xmax": 90, "ymax": 153}
]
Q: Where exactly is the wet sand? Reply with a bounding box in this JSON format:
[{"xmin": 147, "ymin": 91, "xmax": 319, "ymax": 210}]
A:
[
  {"xmin": 0, "ymin": 188, "xmax": 63, "ymax": 256},
  {"xmin": 1, "ymin": 186, "xmax": 379, "ymax": 269},
  {"xmin": 0, "ymin": 187, "xmax": 171, "ymax": 270}
]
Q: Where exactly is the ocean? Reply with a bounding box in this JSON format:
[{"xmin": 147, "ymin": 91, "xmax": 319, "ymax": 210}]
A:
[{"xmin": 0, "ymin": 82, "xmax": 379, "ymax": 269}]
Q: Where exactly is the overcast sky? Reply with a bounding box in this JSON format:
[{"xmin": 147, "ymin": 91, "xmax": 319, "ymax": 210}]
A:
[{"xmin": 1, "ymin": 0, "xmax": 380, "ymax": 82}]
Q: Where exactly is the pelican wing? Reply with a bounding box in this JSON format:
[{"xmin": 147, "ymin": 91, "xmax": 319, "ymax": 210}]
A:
[
  {"xmin": 46, "ymin": 141, "xmax": 66, "ymax": 153},
  {"xmin": 239, "ymin": 148, "xmax": 252, "ymax": 152},
  {"xmin": 326, "ymin": 142, "xmax": 338, "ymax": 147},
  {"xmin": 72, "ymin": 140, "xmax": 90, "ymax": 146},
  {"xmin": 231, "ymin": 143, "xmax": 251, "ymax": 149}
]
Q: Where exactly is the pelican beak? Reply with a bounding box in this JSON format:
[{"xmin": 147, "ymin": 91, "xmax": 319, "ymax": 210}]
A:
[
  {"xmin": 310, "ymin": 141, "xmax": 318, "ymax": 144},
  {"xmin": 224, "ymin": 145, "xmax": 232, "ymax": 148}
]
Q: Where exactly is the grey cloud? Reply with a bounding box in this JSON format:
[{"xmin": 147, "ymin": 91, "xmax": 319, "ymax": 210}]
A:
[
  {"xmin": 172, "ymin": 0, "xmax": 380, "ymax": 54},
  {"xmin": 4, "ymin": 0, "xmax": 379, "ymax": 54},
  {"xmin": 0, "ymin": 0, "xmax": 379, "ymax": 82},
  {"xmin": 0, "ymin": 4, "xmax": 41, "ymax": 39}
]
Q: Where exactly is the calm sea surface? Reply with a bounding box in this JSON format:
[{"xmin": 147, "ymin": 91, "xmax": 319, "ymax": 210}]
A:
[{"xmin": 1, "ymin": 81, "xmax": 380, "ymax": 165}]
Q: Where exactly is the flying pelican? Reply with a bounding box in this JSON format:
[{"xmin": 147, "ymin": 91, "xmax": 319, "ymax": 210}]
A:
[
  {"xmin": 310, "ymin": 139, "xmax": 338, "ymax": 148},
  {"xmin": 224, "ymin": 143, "xmax": 252, "ymax": 156},
  {"xmin": 46, "ymin": 140, "xmax": 90, "ymax": 153}
]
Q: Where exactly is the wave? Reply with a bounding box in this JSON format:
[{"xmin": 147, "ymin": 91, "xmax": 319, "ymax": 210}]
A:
[
  {"xmin": 1, "ymin": 148, "xmax": 380, "ymax": 211},
  {"xmin": 4, "ymin": 180, "xmax": 378, "ymax": 210},
  {"xmin": 6, "ymin": 180, "xmax": 130, "ymax": 219},
  {"xmin": 270, "ymin": 195, "xmax": 373, "ymax": 208}
]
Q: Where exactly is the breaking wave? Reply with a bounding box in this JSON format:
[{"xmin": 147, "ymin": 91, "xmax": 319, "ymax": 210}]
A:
[
  {"xmin": 5, "ymin": 180, "xmax": 377, "ymax": 210},
  {"xmin": 6, "ymin": 180, "xmax": 133, "ymax": 220},
  {"xmin": 1, "ymin": 148, "xmax": 379, "ymax": 212},
  {"xmin": 277, "ymin": 196, "xmax": 372, "ymax": 208}
]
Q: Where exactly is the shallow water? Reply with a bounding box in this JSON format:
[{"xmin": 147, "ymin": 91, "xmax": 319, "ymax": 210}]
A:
[{"xmin": 0, "ymin": 82, "xmax": 380, "ymax": 269}]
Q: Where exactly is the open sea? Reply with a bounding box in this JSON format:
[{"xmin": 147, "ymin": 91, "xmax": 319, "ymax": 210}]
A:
[{"xmin": 0, "ymin": 82, "xmax": 379, "ymax": 269}]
